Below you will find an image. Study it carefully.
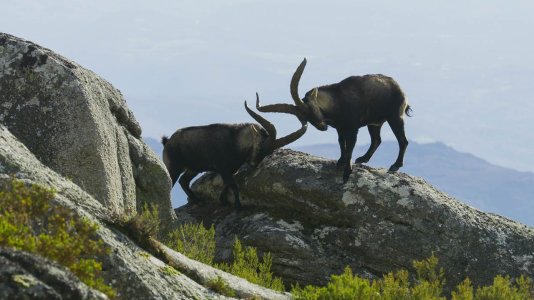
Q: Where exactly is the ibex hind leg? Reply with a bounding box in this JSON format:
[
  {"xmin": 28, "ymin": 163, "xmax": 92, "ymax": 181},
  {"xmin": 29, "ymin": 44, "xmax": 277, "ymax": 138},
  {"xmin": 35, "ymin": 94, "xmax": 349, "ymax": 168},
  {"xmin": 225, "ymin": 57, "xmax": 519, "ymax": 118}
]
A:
[
  {"xmin": 220, "ymin": 173, "xmax": 242, "ymax": 210},
  {"xmin": 355, "ymin": 124, "xmax": 383, "ymax": 164},
  {"xmin": 178, "ymin": 169, "xmax": 201, "ymax": 204},
  {"xmin": 166, "ymin": 161, "xmax": 183, "ymax": 187},
  {"xmin": 387, "ymin": 117, "xmax": 408, "ymax": 172}
]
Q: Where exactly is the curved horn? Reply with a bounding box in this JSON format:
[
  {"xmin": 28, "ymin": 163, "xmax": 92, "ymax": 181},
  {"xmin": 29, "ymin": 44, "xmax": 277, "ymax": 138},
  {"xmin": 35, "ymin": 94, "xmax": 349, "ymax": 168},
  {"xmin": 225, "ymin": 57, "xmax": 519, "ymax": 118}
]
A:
[
  {"xmin": 290, "ymin": 58, "xmax": 307, "ymax": 107},
  {"xmin": 255, "ymin": 92, "xmax": 307, "ymax": 123},
  {"xmin": 244, "ymin": 101, "xmax": 276, "ymax": 143},
  {"xmin": 274, "ymin": 121, "xmax": 308, "ymax": 149}
]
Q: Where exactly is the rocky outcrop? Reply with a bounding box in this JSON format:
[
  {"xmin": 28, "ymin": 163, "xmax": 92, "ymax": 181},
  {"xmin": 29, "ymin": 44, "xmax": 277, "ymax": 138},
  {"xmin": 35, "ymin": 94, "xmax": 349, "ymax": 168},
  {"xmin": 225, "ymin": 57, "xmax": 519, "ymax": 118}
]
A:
[
  {"xmin": 0, "ymin": 125, "xmax": 222, "ymax": 299},
  {"xmin": 178, "ymin": 149, "xmax": 534, "ymax": 291},
  {"xmin": 2, "ymin": 124, "xmax": 287, "ymax": 299},
  {"xmin": 0, "ymin": 248, "xmax": 107, "ymax": 300},
  {"xmin": 0, "ymin": 34, "xmax": 291, "ymax": 299},
  {"xmin": 0, "ymin": 33, "xmax": 173, "ymax": 222}
]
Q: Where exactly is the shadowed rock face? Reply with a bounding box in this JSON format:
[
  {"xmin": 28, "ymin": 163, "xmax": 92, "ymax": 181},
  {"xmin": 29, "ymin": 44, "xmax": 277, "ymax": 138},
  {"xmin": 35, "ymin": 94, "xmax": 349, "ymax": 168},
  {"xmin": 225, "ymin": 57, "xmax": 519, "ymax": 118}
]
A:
[
  {"xmin": 0, "ymin": 248, "xmax": 108, "ymax": 300},
  {"xmin": 0, "ymin": 33, "xmax": 174, "ymax": 222},
  {"xmin": 177, "ymin": 149, "xmax": 534, "ymax": 290}
]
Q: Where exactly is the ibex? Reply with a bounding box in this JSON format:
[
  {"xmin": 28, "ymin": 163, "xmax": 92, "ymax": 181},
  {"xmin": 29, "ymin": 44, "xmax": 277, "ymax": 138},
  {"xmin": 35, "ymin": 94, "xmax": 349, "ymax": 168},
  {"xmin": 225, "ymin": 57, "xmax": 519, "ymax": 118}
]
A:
[
  {"xmin": 256, "ymin": 58, "xmax": 411, "ymax": 182},
  {"xmin": 161, "ymin": 102, "xmax": 307, "ymax": 209}
]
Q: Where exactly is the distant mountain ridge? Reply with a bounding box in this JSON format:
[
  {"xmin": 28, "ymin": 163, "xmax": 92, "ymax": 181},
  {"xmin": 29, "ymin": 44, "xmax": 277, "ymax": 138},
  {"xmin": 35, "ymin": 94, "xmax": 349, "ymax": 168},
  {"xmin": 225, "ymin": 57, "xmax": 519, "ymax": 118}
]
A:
[{"xmin": 145, "ymin": 137, "xmax": 534, "ymax": 226}]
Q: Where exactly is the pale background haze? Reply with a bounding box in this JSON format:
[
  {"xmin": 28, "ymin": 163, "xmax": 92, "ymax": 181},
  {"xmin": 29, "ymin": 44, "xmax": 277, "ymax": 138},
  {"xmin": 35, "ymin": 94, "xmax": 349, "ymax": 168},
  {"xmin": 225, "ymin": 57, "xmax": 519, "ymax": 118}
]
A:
[{"xmin": 2, "ymin": 0, "xmax": 533, "ymax": 173}]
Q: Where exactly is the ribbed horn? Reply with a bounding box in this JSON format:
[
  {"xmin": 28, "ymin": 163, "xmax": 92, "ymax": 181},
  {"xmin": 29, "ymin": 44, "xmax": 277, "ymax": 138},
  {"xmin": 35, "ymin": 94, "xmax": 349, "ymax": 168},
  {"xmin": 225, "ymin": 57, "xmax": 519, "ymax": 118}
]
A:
[
  {"xmin": 244, "ymin": 101, "xmax": 276, "ymax": 145},
  {"xmin": 255, "ymin": 92, "xmax": 307, "ymax": 123},
  {"xmin": 290, "ymin": 58, "xmax": 307, "ymax": 107},
  {"xmin": 273, "ymin": 121, "xmax": 308, "ymax": 149}
]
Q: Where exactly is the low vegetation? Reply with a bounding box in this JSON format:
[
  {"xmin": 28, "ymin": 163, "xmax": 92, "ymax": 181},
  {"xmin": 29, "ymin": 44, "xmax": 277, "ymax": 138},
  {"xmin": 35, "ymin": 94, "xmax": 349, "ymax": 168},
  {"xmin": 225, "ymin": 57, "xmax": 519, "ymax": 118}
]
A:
[
  {"xmin": 291, "ymin": 254, "xmax": 533, "ymax": 300},
  {"xmin": 115, "ymin": 202, "xmax": 160, "ymax": 249},
  {"xmin": 207, "ymin": 276, "xmax": 236, "ymax": 297},
  {"xmin": 165, "ymin": 221, "xmax": 215, "ymax": 265},
  {"xmin": 6, "ymin": 179, "xmax": 528, "ymax": 299},
  {"xmin": 0, "ymin": 178, "xmax": 115, "ymax": 298},
  {"xmin": 165, "ymin": 221, "xmax": 534, "ymax": 299},
  {"xmin": 217, "ymin": 238, "xmax": 285, "ymax": 292},
  {"xmin": 160, "ymin": 265, "xmax": 180, "ymax": 276},
  {"xmin": 165, "ymin": 222, "xmax": 285, "ymax": 292}
]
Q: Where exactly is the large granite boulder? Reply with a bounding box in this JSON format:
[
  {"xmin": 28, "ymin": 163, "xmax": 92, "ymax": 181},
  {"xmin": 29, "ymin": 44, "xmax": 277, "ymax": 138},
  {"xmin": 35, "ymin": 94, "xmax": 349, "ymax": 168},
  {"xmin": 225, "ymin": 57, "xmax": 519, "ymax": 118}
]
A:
[
  {"xmin": 178, "ymin": 149, "xmax": 534, "ymax": 291},
  {"xmin": 0, "ymin": 33, "xmax": 173, "ymax": 222}
]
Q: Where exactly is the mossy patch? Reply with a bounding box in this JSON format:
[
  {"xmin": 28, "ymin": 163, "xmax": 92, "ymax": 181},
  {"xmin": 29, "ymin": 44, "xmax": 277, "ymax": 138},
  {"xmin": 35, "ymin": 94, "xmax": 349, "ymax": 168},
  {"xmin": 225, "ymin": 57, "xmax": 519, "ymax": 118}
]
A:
[
  {"xmin": 0, "ymin": 178, "xmax": 115, "ymax": 298},
  {"xmin": 160, "ymin": 265, "xmax": 180, "ymax": 276},
  {"xmin": 207, "ymin": 276, "xmax": 236, "ymax": 297}
]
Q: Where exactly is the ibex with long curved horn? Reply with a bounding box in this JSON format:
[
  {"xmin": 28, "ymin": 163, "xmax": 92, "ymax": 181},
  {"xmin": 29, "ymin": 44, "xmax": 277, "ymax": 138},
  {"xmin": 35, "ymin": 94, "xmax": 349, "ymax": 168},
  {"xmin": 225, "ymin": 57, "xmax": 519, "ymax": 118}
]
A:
[
  {"xmin": 256, "ymin": 58, "xmax": 411, "ymax": 182},
  {"xmin": 161, "ymin": 102, "xmax": 307, "ymax": 209}
]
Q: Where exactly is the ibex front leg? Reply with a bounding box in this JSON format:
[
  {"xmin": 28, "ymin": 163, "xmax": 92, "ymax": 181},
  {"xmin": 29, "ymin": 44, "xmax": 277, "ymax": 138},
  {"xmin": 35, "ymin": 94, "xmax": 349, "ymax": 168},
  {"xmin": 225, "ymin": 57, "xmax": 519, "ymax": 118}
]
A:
[
  {"xmin": 220, "ymin": 172, "xmax": 242, "ymax": 210},
  {"xmin": 342, "ymin": 130, "xmax": 358, "ymax": 183},
  {"xmin": 336, "ymin": 128, "xmax": 346, "ymax": 168}
]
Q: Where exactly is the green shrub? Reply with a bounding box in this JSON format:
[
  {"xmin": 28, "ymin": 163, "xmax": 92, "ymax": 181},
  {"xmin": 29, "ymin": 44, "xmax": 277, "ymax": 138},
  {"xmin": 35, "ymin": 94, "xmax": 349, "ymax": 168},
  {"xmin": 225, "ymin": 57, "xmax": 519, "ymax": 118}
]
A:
[
  {"xmin": 474, "ymin": 275, "xmax": 532, "ymax": 300},
  {"xmin": 114, "ymin": 202, "xmax": 160, "ymax": 250},
  {"xmin": 292, "ymin": 266, "xmax": 381, "ymax": 300},
  {"xmin": 411, "ymin": 253, "xmax": 446, "ymax": 300},
  {"xmin": 0, "ymin": 178, "xmax": 115, "ymax": 298},
  {"xmin": 217, "ymin": 238, "xmax": 285, "ymax": 292},
  {"xmin": 165, "ymin": 223, "xmax": 285, "ymax": 291},
  {"xmin": 451, "ymin": 278, "xmax": 474, "ymax": 300},
  {"xmin": 207, "ymin": 276, "xmax": 236, "ymax": 297},
  {"xmin": 128, "ymin": 202, "xmax": 160, "ymax": 238},
  {"xmin": 291, "ymin": 255, "xmax": 533, "ymax": 300},
  {"xmin": 165, "ymin": 222, "xmax": 215, "ymax": 265}
]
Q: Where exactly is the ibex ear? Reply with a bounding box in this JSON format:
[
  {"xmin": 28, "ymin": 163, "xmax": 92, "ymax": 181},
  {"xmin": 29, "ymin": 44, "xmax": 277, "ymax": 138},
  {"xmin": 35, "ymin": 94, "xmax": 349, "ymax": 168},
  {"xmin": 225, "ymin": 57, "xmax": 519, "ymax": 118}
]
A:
[{"xmin": 311, "ymin": 88, "xmax": 319, "ymax": 101}]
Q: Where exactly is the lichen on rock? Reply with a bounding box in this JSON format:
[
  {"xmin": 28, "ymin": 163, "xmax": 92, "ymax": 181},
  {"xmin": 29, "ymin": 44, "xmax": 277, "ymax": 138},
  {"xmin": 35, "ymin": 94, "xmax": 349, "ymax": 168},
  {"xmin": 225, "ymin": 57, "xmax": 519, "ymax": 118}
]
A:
[{"xmin": 0, "ymin": 33, "xmax": 173, "ymax": 223}]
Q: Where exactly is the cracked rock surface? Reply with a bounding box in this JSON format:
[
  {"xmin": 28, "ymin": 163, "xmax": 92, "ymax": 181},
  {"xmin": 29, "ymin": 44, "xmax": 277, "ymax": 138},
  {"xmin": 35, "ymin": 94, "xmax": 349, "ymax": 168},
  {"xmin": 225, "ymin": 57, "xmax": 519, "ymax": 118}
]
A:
[
  {"xmin": 0, "ymin": 33, "xmax": 174, "ymax": 222},
  {"xmin": 0, "ymin": 248, "xmax": 108, "ymax": 300},
  {"xmin": 178, "ymin": 148, "xmax": 534, "ymax": 291}
]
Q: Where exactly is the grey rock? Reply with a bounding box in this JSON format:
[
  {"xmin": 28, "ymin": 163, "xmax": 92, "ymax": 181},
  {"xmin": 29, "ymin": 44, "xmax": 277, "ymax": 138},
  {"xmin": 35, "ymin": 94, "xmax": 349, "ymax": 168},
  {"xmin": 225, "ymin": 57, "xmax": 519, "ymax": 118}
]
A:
[
  {"xmin": 0, "ymin": 124, "xmax": 230, "ymax": 299},
  {"xmin": 178, "ymin": 149, "xmax": 534, "ymax": 291},
  {"xmin": 0, "ymin": 247, "xmax": 108, "ymax": 300},
  {"xmin": 0, "ymin": 33, "xmax": 174, "ymax": 222}
]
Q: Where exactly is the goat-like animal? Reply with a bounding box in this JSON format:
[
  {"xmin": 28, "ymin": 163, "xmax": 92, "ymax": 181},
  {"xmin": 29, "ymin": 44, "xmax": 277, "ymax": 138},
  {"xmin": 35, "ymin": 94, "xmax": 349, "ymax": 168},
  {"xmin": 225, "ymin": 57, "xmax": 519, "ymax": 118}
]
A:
[
  {"xmin": 161, "ymin": 102, "xmax": 307, "ymax": 209},
  {"xmin": 256, "ymin": 58, "xmax": 411, "ymax": 182}
]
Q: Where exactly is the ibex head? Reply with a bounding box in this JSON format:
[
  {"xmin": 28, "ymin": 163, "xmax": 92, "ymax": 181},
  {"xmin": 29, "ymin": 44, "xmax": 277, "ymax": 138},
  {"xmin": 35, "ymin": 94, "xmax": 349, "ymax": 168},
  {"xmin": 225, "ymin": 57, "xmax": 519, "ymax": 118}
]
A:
[
  {"xmin": 244, "ymin": 101, "xmax": 307, "ymax": 166},
  {"xmin": 256, "ymin": 58, "xmax": 329, "ymax": 131}
]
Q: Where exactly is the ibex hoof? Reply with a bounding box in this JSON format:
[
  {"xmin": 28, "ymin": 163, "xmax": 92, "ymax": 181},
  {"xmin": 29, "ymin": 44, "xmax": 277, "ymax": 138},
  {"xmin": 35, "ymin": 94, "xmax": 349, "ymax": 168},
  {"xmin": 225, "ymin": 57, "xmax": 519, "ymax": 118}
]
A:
[
  {"xmin": 355, "ymin": 156, "xmax": 369, "ymax": 164},
  {"xmin": 388, "ymin": 164, "xmax": 401, "ymax": 172}
]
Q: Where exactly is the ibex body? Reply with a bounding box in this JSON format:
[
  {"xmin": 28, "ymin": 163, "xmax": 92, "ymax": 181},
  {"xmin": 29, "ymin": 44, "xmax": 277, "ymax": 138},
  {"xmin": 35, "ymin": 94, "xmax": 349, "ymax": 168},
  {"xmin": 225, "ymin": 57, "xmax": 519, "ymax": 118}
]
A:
[
  {"xmin": 257, "ymin": 59, "xmax": 411, "ymax": 182},
  {"xmin": 162, "ymin": 102, "xmax": 306, "ymax": 209}
]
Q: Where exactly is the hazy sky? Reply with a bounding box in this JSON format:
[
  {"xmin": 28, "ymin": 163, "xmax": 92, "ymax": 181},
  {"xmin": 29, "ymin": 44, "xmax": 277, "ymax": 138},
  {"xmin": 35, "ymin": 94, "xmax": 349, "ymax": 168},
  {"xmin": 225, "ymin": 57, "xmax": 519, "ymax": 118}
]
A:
[{"xmin": 1, "ymin": 0, "xmax": 533, "ymax": 172}]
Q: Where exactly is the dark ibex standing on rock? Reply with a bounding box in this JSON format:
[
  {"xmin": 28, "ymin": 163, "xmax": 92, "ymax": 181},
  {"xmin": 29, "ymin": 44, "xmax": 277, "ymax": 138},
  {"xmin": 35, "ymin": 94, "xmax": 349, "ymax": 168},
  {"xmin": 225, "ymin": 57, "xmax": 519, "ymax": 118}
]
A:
[
  {"xmin": 256, "ymin": 58, "xmax": 412, "ymax": 182},
  {"xmin": 161, "ymin": 102, "xmax": 307, "ymax": 209}
]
